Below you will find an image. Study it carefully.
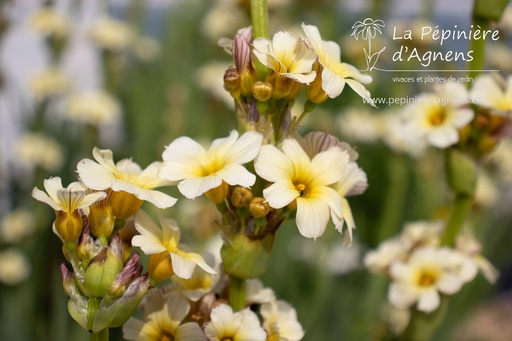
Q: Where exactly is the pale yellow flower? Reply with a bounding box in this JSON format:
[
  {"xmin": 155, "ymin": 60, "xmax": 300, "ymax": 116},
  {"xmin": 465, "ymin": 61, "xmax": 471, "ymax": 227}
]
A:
[
  {"xmin": 253, "ymin": 30, "xmax": 316, "ymax": 98},
  {"xmin": 77, "ymin": 147, "xmax": 177, "ymax": 219},
  {"xmin": 32, "ymin": 177, "xmax": 106, "ymax": 214},
  {"xmin": 402, "ymin": 82, "xmax": 474, "ymax": 148},
  {"xmin": 123, "ymin": 293, "xmax": 207, "ymax": 341},
  {"xmin": 204, "ymin": 304, "xmax": 267, "ymax": 341},
  {"xmin": 261, "ymin": 300, "xmax": 304, "ymax": 341},
  {"xmin": 388, "ymin": 247, "xmax": 477, "ymax": 313},
  {"xmin": 131, "ymin": 210, "xmax": 216, "ymax": 279},
  {"xmin": 254, "ymin": 138, "xmax": 348, "ymax": 239},
  {"xmin": 159, "ymin": 130, "xmax": 263, "ymax": 201},
  {"xmin": 470, "ymin": 74, "xmax": 512, "ymax": 114},
  {"xmin": 301, "ymin": 23, "xmax": 375, "ymax": 105}
]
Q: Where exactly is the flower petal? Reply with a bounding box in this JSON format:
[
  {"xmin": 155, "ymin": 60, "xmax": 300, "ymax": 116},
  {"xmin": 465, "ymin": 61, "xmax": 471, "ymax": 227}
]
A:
[
  {"xmin": 216, "ymin": 164, "xmax": 256, "ymax": 187},
  {"xmin": 224, "ymin": 131, "xmax": 263, "ymax": 164},
  {"xmin": 177, "ymin": 175, "xmax": 222, "ymax": 199},
  {"xmin": 263, "ymin": 180, "xmax": 298, "ymax": 209},
  {"xmin": 417, "ymin": 288, "xmax": 440, "ymax": 313},
  {"xmin": 32, "ymin": 187, "xmax": 63, "ymax": 211},
  {"xmin": 295, "ymin": 196, "xmax": 330, "ymax": 239},
  {"xmin": 254, "ymin": 144, "xmax": 293, "ymax": 182},
  {"xmin": 77, "ymin": 158, "xmax": 116, "ymax": 190}
]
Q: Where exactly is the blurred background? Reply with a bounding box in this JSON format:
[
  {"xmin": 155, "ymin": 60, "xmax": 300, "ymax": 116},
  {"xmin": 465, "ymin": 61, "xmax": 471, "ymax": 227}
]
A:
[{"xmin": 1, "ymin": 0, "xmax": 511, "ymax": 340}]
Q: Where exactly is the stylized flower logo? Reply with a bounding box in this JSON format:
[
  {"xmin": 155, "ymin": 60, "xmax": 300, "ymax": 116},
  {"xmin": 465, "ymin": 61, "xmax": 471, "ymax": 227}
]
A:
[{"xmin": 351, "ymin": 18, "xmax": 386, "ymax": 71}]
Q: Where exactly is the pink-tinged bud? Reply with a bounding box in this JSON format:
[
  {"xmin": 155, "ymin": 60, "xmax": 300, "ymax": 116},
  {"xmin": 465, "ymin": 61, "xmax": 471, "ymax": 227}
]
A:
[
  {"xmin": 60, "ymin": 264, "xmax": 89, "ymax": 331},
  {"xmin": 107, "ymin": 253, "xmax": 143, "ymax": 299}
]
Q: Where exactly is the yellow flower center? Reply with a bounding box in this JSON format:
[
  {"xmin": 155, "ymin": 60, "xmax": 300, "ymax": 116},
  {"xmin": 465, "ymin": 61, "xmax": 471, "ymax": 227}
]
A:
[
  {"xmin": 416, "ymin": 269, "xmax": 438, "ymax": 287},
  {"xmin": 160, "ymin": 332, "xmax": 174, "ymax": 341},
  {"xmin": 295, "ymin": 182, "xmax": 307, "ymax": 197},
  {"xmin": 428, "ymin": 107, "xmax": 447, "ymax": 126}
]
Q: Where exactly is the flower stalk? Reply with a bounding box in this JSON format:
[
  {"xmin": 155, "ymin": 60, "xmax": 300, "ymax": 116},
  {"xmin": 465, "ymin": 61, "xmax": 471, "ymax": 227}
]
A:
[
  {"xmin": 90, "ymin": 328, "xmax": 109, "ymax": 341},
  {"xmin": 229, "ymin": 275, "xmax": 246, "ymax": 311},
  {"xmin": 250, "ymin": 0, "xmax": 270, "ymax": 79}
]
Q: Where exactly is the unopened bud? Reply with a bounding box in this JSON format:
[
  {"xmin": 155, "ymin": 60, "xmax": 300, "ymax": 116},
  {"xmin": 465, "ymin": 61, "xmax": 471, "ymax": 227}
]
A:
[
  {"xmin": 221, "ymin": 233, "xmax": 275, "ymax": 279},
  {"xmin": 84, "ymin": 243, "xmax": 124, "ymax": 297},
  {"xmin": 224, "ymin": 66, "xmax": 241, "ymax": 98},
  {"xmin": 109, "ymin": 191, "xmax": 143, "ymax": 220},
  {"xmin": 231, "ymin": 187, "xmax": 254, "ymax": 208},
  {"xmin": 477, "ymin": 134, "xmax": 498, "ymax": 154},
  {"xmin": 89, "ymin": 199, "xmax": 115, "ymax": 240},
  {"xmin": 55, "ymin": 210, "xmax": 83, "ymax": 244},
  {"xmin": 205, "ymin": 181, "xmax": 229, "ymax": 204},
  {"xmin": 252, "ymin": 81, "xmax": 273, "ymax": 102},
  {"xmin": 148, "ymin": 251, "xmax": 174, "ymax": 282},
  {"xmin": 249, "ymin": 197, "xmax": 270, "ymax": 218}
]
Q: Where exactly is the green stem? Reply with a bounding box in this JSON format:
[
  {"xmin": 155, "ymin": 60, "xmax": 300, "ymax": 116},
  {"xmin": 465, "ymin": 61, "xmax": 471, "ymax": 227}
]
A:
[
  {"xmin": 468, "ymin": 17, "xmax": 488, "ymax": 80},
  {"xmin": 90, "ymin": 328, "xmax": 109, "ymax": 341},
  {"xmin": 250, "ymin": 0, "xmax": 270, "ymax": 79},
  {"xmin": 229, "ymin": 275, "xmax": 246, "ymax": 311},
  {"xmin": 441, "ymin": 194, "xmax": 472, "ymax": 246},
  {"xmin": 250, "ymin": 0, "xmax": 269, "ymax": 40}
]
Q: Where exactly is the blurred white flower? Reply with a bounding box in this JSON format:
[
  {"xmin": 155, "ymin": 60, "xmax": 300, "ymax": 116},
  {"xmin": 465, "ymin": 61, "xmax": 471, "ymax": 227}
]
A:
[
  {"xmin": 29, "ymin": 68, "xmax": 70, "ymax": 101},
  {"xmin": 123, "ymin": 293, "xmax": 206, "ymax": 341},
  {"xmin": 15, "ymin": 133, "xmax": 63, "ymax": 172},
  {"xmin": 89, "ymin": 17, "xmax": 134, "ymax": 50},
  {"xmin": 63, "ymin": 90, "xmax": 121, "ymax": 126},
  {"xmin": 336, "ymin": 108, "xmax": 384, "ymax": 144},
  {"xmin": 170, "ymin": 253, "xmax": 220, "ymax": 301},
  {"xmin": 261, "ymin": 300, "xmax": 304, "ymax": 341},
  {"xmin": 0, "ymin": 209, "xmax": 36, "ymax": 244},
  {"xmin": 470, "ymin": 74, "xmax": 512, "ymax": 115},
  {"xmin": 0, "ymin": 248, "xmax": 31, "ymax": 285},
  {"xmin": 402, "ymin": 82, "xmax": 474, "ymax": 148},
  {"xmin": 133, "ymin": 36, "xmax": 161, "ymax": 62},
  {"xmin": 456, "ymin": 232, "xmax": 499, "ymax": 284},
  {"xmin": 29, "ymin": 7, "xmax": 69, "ymax": 39},
  {"xmin": 201, "ymin": 0, "xmax": 247, "ymax": 42},
  {"xmin": 388, "ymin": 246, "xmax": 477, "ymax": 313},
  {"xmin": 382, "ymin": 112, "xmax": 427, "ymax": 157},
  {"xmin": 488, "ymin": 139, "xmax": 512, "ymax": 182},
  {"xmin": 246, "ymin": 279, "xmax": 276, "ymax": 305},
  {"xmin": 204, "ymin": 304, "xmax": 267, "ymax": 341}
]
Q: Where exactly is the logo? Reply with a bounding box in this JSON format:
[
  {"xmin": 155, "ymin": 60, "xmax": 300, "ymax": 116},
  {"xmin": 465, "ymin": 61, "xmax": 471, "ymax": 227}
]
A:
[{"xmin": 351, "ymin": 18, "xmax": 386, "ymax": 71}]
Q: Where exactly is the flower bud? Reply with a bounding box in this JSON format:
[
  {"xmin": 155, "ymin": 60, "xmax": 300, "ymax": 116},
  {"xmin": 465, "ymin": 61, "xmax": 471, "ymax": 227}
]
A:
[
  {"xmin": 249, "ymin": 197, "xmax": 270, "ymax": 218},
  {"xmin": 252, "ymin": 81, "xmax": 273, "ymax": 102},
  {"xmin": 224, "ymin": 66, "xmax": 241, "ymax": 94},
  {"xmin": 92, "ymin": 274, "xmax": 150, "ymax": 332},
  {"xmin": 205, "ymin": 181, "xmax": 229, "ymax": 204},
  {"xmin": 109, "ymin": 191, "xmax": 143, "ymax": 220},
  {"xmin": 148, "ymin": 251, "xmax": 174, "ymax": 282},
  {"xmin": 445, "ymin": 149, "xmax": 476, "ymax": 196},
  {"xmin": 89, "ymin": 199, "xmax": 115, "ymax": 240},
  {"xmin": 84, "ymin": 237, "xmax": 124, "ymax": 297},
  {"xmin": 221, "ymin": 233, "xmax": 275, "ymax": 279},
  {"xmin": 55, "ymin": 210, "xmax": 83, "ymax": 244},
  {"xmin": 231, "ymin": 187, "xmax": 253, "ymax": 208},
  {"xmin": 107, "ymin": 253, "xmax": 143, "ymax": 299}
]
